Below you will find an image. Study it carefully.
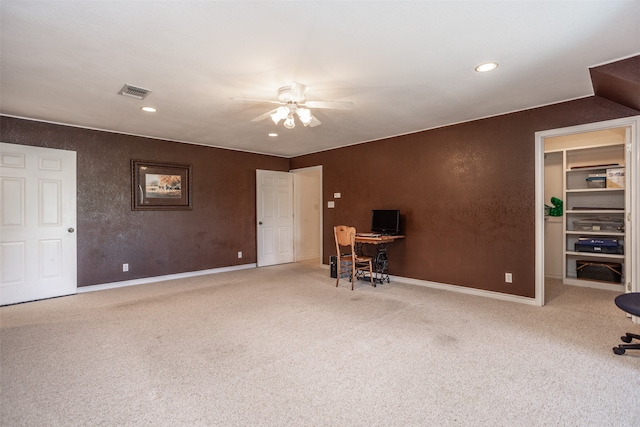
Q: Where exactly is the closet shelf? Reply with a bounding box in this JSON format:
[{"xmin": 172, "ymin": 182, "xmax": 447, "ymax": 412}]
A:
[
  {"xmin": 565, "ymin": 250, "xmax": 624, "ymax": 260},
  {"xmin": 566, "ymin": 230, "xmax": 624, "ymax": 237},
  {"xmin": 566, "ymin": 188, "xmax": 624, "ymax": 193}
]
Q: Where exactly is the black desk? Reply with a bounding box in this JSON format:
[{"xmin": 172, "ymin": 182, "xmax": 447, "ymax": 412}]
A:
[{"xmin": 354, "ymin": 234, "xmax": 405, "ymax": 284}]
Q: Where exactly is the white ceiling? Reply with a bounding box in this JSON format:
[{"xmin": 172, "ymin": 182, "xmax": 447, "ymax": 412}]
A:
[{"xmin": 2, "ymin": 1, "xmax": 639, "ymax": 158}]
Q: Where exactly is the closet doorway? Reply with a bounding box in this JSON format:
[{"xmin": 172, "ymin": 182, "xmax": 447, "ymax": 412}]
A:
[{"xmin": 536, "ymin": 116, "xmax": 639, "ymax": 307}]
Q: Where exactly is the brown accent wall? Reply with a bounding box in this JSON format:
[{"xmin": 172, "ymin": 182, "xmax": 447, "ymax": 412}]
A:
[
  {"xmin": 1, "ymin": 117, "xmax": 289, "ymax": 286},
  {"xmin": 2, "ymin": 95, "xmax": 638, "ymax": 296},
  {"xmin": 290, "ymin": 96, "xmax": 639, "ymax": 298},
  {"xmin": 590, "ymin": 55, "xmax": 640, "ymax": 111}
]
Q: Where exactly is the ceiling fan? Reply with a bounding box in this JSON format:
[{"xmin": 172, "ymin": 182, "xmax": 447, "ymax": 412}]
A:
[{"xmin": 232, "ymin": 82, "xmax": 353, "ymax": 129}]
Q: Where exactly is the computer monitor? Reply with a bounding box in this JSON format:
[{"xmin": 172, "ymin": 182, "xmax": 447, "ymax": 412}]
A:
[{"xmin": 371, "ymin": 209, "xmax": 400, "ymax": 235}]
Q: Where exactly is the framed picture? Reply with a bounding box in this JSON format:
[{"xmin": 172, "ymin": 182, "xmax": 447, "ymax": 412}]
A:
[{"xmin": 131, "ymin": 160, "xmax": 192, "ymax": 210}]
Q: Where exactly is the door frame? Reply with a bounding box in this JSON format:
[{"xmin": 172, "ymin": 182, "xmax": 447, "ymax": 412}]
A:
[
  {"xmin": 535, "ymin": 116, "xmax": 639, "ymax": 307},
  {"xmin": 291, "ymin": 165, "xmax": 323, "ymax": 264}
]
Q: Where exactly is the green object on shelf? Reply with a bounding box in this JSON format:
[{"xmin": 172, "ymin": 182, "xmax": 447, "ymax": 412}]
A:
[{"xmin": 548, "ymin": 197, "xmax": 563, "ymax": 216}]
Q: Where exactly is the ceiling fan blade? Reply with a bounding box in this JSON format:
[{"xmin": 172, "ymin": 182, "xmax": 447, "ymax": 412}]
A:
[
  {"xmin": 290, "ymin": 82, "xmax": 309, "ymax": 102},
  {"xmin": 309, "ymin": 115, "xmax": 322, "ymax": 127},
  {"xmin": 251, "ymin": 109, "xmax": 277, "ymax": 122},
  {"xmin": 304, "ymin": 100, "xmax": 354, "ymax": 110},
  {"xmin": 231, "ymin": 97, "xmax": 283, "ymax": 105}
]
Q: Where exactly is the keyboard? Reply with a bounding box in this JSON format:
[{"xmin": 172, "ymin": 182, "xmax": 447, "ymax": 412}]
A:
[{"xmin": 356, "ymin": 233, "xmax": 381, "ymax": 237}]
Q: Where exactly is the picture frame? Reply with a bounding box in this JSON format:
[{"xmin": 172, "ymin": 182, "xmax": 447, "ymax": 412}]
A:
[{"xmin": 131, "ymin": 160, "xmax": 192, "ymax": 210}]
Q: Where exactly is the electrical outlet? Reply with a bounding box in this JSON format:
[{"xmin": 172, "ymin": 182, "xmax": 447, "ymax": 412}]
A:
[
  {"xmin": 238, "ymin": 251, "xmax": 243, "ymax": 258},
  {"xmin": 505, "ymin": 272, "xmax": 512, "ymax": 283},
  {"xmin": 123, "ymin": 263, "xmax": 129, "ymax": 272}
]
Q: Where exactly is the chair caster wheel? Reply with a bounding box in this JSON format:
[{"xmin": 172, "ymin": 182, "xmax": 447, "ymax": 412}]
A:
[
  {"xmin": 613, "ymin": 347, "xmax": 626, "ymax": 355},
  {"xmin": 621, "ymin": 335, "xmax": 633, "ymax": 343}
]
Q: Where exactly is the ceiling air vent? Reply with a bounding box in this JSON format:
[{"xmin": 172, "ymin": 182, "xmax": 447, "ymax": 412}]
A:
[{"xmin": 118, "ymin": 84, "xmax": 151, "ymax": 100}]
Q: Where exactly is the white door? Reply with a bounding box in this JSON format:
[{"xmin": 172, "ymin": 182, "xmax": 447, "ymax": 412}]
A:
[
  {"xmin": 1, "ymin": 143, "xmax": 77, "ymax": 305},
  {"xmin": 256, "ymin": 169, "xmax": 294, "ymax": 267}
]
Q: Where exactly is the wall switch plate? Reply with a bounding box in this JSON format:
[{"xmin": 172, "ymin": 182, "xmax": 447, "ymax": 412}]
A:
[
  {"xmin": 238, "ymin": 251, "xmax": 242, "ymax": 258},
  {"xmin": 328, "ymin": 201, "xmax": 335, "ymax": 208},
  {"xmin": 123, "ymin": 263, "xmax": 129, "ymax": 272},
  {"xmin": 505, "ymin": 272, "xmax": 512, "ymax": 283}
]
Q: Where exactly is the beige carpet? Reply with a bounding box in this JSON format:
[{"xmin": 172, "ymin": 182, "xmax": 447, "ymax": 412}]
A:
[{"xmin": 1, "ymin": 260, "xmax": 639, "ymax": 426}]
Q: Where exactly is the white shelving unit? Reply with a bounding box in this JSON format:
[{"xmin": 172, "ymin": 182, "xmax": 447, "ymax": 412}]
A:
[{"xmin": 562, "ymin": 144, "xmax": 627, "ymax": 291}]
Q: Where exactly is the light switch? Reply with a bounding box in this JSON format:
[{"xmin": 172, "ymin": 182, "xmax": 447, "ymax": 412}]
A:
[
  {"xmin": 328, "ymin": 201, "xmax": 335, "ymax": 208},
  {"xmin": 334, "ymin": 193, "xmax": 341, "ymax": 198}
]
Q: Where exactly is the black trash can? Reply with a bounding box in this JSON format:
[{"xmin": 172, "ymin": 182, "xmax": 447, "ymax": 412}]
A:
[{"xmin": 330, "ymin": 255, "xmax": 337, "ymax": 278}]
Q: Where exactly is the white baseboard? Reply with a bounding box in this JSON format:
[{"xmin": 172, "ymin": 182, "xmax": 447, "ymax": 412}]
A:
[
  {"xmin": 81, "ymin": 262, "xmax": 537, "ymax": 306},
  {"xmin": 389, "ymin": 275, "xmax": 539, "ymax": 306},
  {"xmin": 77, "ymin": 263, "xmax": 257, "ymax": 293},
  {"xmin": 320, "ymin": 262, "xmax": 537, "ymax": 305}
]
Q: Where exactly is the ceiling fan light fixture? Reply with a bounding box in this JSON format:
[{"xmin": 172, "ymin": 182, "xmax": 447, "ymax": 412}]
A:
[
  {"xmin": 240, "ymin": 81, "xmax": 352, "ymax": 129},
  {"xmin": 283, "ymin": 116, "xmax": 295, "ymax": 129},
  {"xmin": 276, "ymin": 106, "xmax": 290, "ymax": 119},
  {"xmin": 297, "ymin": 107, "xmax": 312, "ymax": 126},
  {"xmin": 270, "ymin": 112, "xmax": 281, "ymax": 125}
]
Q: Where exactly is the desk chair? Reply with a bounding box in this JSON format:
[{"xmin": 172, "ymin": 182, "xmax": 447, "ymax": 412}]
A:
[
  {"xmin": 612, "ymin": 293, "xmax": 640, "ymax": 355},
  {"xmin": 334, "ymin": 225, "xmax": 374, "ymax": 290}
]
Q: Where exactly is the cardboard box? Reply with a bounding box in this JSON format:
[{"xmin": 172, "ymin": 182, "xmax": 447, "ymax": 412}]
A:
[{"xmin": 606, "ymin": 167, "xmax": 625, "ymax": 188}]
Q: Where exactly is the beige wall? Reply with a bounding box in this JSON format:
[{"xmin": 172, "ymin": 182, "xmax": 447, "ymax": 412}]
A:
[
  {"xmin": 293, "ymin": 167, "xmax": 322, "ymax": 261},
  {"xmin": 544, "ymin": 151, "xmax": 564, "ymax": 278}
]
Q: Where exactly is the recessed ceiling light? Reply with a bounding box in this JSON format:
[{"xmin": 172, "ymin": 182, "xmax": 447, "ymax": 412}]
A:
[
  {"xmin": 141, "ymin": 106, "xmax": 157, "ymax": 113},
  {"xmin": 268, "ymin": 133, "xmax": 278, "ymax": 137},
  {"xmin": 475, "ymin": 62, "xmax": 499, "ymax": 73}
]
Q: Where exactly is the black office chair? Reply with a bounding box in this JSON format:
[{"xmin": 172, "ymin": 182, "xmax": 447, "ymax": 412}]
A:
[{"xmin": 612, "ymin": 293, "xmax": 640, "ymax": 355}]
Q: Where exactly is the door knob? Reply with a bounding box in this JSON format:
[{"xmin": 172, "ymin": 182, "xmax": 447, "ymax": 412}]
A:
[
  {"xmin": 259, "ymin": 221, "xmax": 263, "ymax": 225},
  {"xmin": 68, "ymin": 227, "xmax": 75, "ymax": 233}
]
